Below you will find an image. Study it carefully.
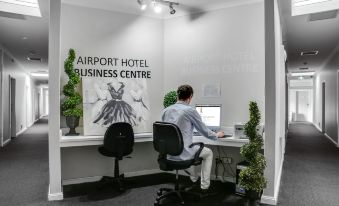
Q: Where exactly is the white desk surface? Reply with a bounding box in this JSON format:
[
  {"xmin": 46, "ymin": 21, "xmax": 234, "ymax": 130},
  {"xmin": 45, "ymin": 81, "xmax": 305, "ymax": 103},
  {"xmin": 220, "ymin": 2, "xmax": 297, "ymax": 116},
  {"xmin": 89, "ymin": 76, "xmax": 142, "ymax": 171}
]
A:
[{"xmin": 59, "ymin": 129, "xmax": 249, "ymax": 148}]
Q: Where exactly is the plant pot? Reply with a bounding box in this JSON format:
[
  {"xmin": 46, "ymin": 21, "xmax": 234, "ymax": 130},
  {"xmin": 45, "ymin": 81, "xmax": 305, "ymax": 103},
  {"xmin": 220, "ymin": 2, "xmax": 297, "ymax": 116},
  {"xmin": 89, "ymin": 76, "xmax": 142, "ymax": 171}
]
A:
[
  {"xmin": 66, "ymin": 116, "xmax": 80, "ymax": 136},
  {"xmin": 246, "ymin": 190, "xmax": 262, "ymax": 200}
]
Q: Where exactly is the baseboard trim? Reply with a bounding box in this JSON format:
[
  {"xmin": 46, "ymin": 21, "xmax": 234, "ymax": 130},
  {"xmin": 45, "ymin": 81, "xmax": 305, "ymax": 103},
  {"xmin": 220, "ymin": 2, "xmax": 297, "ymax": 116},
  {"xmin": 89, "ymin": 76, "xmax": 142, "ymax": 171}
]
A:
[
  {"xmin": 16, "ymin": 127, "xmax": 27, "ymax": 137},
  {"xmin": 48, "ymin": 186, "xmax": 63, "ymax": 201},
  {"xmin": 62, "ymin": 169, "xmax": 163, "ymax": 186},
  {"xmin": 63, "ymin": 176, "xmax": 102, "ymax": 185},
  {"xmin": 2, "ymin": 138, "xmax": 11, "ymax": 147},
  {"xmin": 313, "ymin": 123, "xmax": 322, "ymax": 132},
  {"xmin": 261, "ymin": 195, "xmax": 277, "ymax": 205},
  {"xmin": 260, "ymin": 153, "xmax": 285, "ymax": 205},
  {"xmin": 324, "ymin": 133, "xmax": 339, "ymax": 147}
]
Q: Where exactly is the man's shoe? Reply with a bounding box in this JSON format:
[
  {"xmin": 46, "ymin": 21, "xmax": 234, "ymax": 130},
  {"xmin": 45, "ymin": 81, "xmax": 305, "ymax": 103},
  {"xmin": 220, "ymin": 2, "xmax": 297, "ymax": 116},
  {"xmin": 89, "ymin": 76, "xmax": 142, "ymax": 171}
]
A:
[
  {"xmin": 185, "ymin": 177, "xmax": 201, "ymax": 191},
  {"xmin": 199, "ymin": 187, "xmax": 218, "ymax": 198}
]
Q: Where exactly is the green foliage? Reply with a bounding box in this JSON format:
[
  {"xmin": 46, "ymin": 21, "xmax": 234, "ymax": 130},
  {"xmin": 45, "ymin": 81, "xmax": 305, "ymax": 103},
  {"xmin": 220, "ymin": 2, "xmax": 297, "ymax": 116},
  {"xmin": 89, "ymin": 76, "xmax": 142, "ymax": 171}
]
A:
[
  {"xmin": 61, "ymin": 49, "xmax": 83, "ymax": 117},
  {"xmin": 163, "ymin": 91, "xmax": 177, "ymax": 108},
  {"xmin": 239, "ymin": 101, "xmax": 267, "ymax": 192}
]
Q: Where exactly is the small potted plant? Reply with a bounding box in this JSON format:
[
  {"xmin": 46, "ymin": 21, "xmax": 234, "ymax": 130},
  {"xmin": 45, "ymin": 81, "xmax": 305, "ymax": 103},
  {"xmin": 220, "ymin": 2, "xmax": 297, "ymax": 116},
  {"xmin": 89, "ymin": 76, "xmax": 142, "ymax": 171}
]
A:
[
  {"xmin": 239, "ymin": 101, "xmax": 266, "ymax": 200},
  {"xmin": 163, "ymin": 91, "xmax": 177, "ymax": 108},
  {"xmin": 61, "ymin": 49, "xmax": 83, "ymax": 136}
]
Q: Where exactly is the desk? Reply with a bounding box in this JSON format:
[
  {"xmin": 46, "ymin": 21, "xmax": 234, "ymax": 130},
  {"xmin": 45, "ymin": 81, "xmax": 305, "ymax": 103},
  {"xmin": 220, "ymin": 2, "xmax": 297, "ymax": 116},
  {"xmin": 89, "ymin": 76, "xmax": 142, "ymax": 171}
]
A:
[
  {"xmin": 60, "ymin": 130, "xmax": 249, "ymax": 148},
  {"xmin": 59, "ymin": 129, "xmax": 251, "ymax": 188}
]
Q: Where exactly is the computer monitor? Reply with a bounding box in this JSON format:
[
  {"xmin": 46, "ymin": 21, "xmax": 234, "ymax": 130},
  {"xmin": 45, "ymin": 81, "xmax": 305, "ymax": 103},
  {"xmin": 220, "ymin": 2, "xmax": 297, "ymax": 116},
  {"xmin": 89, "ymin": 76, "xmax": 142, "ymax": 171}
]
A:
[{"xmin": 195, "ymin": 105, "xmax": 221, "ymax": 131}]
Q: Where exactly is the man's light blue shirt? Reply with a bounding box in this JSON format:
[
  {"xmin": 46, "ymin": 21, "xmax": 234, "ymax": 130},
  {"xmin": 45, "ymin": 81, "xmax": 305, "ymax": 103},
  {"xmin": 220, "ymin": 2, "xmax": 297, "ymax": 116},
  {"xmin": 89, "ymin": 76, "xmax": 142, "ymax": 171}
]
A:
[{"xmin": 161, "ymin": 101, "xmax": 218, "ymax": 161}]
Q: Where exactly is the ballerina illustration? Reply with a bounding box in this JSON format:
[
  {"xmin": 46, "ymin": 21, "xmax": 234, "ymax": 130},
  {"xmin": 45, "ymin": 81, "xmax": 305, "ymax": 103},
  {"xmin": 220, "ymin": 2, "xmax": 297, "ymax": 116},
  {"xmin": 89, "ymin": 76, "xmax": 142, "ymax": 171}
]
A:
[{"xmin": 93, "ymin": 81, "xmax": 137, "ymax": 126}]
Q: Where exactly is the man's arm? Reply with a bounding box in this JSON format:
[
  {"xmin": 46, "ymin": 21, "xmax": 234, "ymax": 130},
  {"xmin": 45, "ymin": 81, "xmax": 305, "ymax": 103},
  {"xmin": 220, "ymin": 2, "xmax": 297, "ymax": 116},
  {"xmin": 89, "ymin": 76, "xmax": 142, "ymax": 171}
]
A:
[{"xmin": 188, "ymin": 108, "xmax": 224, "ymax": 140}]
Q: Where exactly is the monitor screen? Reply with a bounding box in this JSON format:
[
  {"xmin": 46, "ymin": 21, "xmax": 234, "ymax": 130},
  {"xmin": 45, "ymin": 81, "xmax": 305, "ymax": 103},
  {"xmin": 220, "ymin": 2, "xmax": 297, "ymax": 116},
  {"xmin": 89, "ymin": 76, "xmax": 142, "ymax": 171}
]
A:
[{"xmin": 195, "ymin": 105, "xmax": 221, "ymax": 127}]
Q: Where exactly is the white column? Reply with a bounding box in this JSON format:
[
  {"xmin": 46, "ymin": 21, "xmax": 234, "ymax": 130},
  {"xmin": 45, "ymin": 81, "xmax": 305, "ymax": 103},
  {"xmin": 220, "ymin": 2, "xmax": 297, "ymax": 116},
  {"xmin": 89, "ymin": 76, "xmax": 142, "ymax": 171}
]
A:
[{"xmin": 48, "ymin": 0, "xmax": 63, "ymax": 200}]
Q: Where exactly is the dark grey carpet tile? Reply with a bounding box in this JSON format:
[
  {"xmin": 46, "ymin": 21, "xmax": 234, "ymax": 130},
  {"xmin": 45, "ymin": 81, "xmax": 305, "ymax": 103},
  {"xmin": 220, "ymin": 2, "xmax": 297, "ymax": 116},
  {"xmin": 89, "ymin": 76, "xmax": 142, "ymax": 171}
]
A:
[
  {"xmin": 277, "ymin": 123, "xmax": 339, "ymax": 206},
  {"xmin": 0, "ymin": 117, "xmax": 266, "ymax": 206}
]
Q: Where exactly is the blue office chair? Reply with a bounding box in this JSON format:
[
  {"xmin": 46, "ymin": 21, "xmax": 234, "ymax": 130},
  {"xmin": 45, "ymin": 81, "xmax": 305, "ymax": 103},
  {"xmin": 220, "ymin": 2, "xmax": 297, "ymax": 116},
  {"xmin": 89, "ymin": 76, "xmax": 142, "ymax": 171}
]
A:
[
  {"xmin": 153, "ymin": 121, "xmax": 204, "ymax": 206},
  {"xmin": 98, "ymin": 122, "xmax": 134, "ymax": 192}
]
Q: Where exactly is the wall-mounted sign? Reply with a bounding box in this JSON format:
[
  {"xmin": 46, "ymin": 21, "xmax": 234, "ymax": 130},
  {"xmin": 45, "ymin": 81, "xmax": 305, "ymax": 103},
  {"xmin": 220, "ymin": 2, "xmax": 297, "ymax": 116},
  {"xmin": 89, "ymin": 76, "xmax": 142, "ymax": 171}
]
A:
[
  {"xmin": 75, "ymin": 56, "xmax": 151, "ymax": 79},
  {"xmin": 77, "ymin": 55, "xmax": 151, "ymax": 135}
]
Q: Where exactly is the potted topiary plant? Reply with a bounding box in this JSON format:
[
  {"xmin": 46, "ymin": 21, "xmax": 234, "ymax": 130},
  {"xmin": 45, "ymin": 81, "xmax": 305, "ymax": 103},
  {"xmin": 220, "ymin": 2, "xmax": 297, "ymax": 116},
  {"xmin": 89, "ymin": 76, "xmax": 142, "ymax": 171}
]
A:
[
  {"xmin": 239, "ymin": 101, "xmax": 266, "ymax": 200},
  {"xmin": 163, "ymin": 91, "xmax": 177, "ymax": 108},
  {"xmin": 61, "ymin": 49, "xmax": 83, "ymax": 136}
]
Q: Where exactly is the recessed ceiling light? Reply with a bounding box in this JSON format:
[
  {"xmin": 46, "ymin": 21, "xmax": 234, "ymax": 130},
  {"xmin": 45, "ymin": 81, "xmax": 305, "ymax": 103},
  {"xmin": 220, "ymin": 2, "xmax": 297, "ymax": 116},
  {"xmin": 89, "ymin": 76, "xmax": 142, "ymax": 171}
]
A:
[
  {"xmin": 294, "ymin": 0, "xmax": 332, "ymax": 7},
  {"xmin": 31, "ymin": 72, "xmax": 48, "ymax": 77},
  {"xmin": 291, "ymin": 71, "xmax": 315, "ymax": 76},
  {"xmin": 21, "ymin": 36, "xmax": 27, "ymax": 40}
]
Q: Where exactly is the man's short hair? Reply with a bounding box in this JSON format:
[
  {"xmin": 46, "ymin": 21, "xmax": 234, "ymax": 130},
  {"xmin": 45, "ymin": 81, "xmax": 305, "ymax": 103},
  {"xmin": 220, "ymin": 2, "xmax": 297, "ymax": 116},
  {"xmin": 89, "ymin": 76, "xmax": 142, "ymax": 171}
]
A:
[{"xmin": 177, "ymin": 85, "xmax": 194, "ymax": 100}]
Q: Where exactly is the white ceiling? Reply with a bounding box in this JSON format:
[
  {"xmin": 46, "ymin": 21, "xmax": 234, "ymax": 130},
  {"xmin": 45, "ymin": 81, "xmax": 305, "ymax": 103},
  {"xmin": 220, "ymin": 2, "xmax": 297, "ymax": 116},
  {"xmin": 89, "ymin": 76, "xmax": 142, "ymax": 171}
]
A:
[
  {"xmin": 0, "ymin": 0, "xmax": 49, "ymax": 74},
  {"xmin": 0, "ymin": 0, "xmax": 261, "ymax": 75},
  {"xmin": 279, "ymin": 0, "xmax": 339, "ymax": 72},
  {"xmin": 62, "ymin": 0, "xmax": 261, "ymax": 19}
]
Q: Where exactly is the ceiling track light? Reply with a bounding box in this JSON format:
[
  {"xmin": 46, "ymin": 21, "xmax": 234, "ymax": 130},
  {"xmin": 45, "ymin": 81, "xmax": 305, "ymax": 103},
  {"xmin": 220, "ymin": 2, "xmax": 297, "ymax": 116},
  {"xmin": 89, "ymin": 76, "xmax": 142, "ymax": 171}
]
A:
[
  {"xmin": 138, "ymin": 0, "xmax": 179, "ymax": 14},
  {"xmin": 137, "ymin": 0, "xmax": 147, "ymax": 10},
  {"xmin": 169, "ymin": 2, "xmax": 177, "ymax": 14}
]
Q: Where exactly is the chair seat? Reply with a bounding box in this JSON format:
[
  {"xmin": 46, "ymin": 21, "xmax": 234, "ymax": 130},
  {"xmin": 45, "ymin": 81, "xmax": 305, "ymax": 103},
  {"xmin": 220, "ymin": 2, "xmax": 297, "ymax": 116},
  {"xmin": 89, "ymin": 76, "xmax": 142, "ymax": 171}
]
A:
[
  {"xmin": 159, "ymin": 157, "xmax": 203, "ymax": 171},
  {"xmin": 98, "ymin": 146, "xmax": 132, "ymax": 158}
]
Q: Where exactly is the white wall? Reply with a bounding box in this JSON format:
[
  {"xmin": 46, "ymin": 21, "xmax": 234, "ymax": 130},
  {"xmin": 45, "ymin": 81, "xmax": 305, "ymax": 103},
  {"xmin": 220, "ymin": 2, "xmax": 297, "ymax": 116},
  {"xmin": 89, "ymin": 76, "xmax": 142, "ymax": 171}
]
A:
[
  {"xmin": 163, "ymin": 2, "xmax": 265, "ymax": 126},
  {"xmin": 60, "ymin": 3, "xmax": 164, "ymax": 179},
  {"xmin": 58, "ymin": 2, "xmax": 266, "ymax": 182},
  {"xmin": 262, "ymin": 0, "xmax": 286, "ymax": 204},
  {"xmin": 0, "ymin": 48, "xmax": 3, "ymax": 145},
  {"xmin": 314, "ymin": 45, "xmax": 339, "ymax": 144},
  {"xmin": 60, "ymin": 4, "xmax": 164, "ymax": 131},
  {"xmin": 0, "ymin": 46, "xmax": 38, "ymax": 146}
]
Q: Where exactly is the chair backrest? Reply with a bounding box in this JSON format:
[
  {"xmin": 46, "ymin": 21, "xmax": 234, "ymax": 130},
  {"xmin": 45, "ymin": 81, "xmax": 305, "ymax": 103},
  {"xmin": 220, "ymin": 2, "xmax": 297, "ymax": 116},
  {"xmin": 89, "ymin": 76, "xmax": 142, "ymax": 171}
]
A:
[
  {"xmin": 153, "ymin": 121, "xmax": 184, "ymax": 156},
  {"xmin": 103, "ymin": 122, "xmax": 134, "ymax": 157}
]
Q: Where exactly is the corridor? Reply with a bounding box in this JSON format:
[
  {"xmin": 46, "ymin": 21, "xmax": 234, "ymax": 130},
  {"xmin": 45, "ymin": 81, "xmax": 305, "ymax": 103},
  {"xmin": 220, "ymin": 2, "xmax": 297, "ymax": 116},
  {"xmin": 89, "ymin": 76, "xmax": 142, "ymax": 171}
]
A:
[
  {"xmin": 0, "ymin": 118, "xmax": 49, "ymax": 205},
  {"xmin": 278, "ymin": 123, "xmax": 339, "ymax": 206}
]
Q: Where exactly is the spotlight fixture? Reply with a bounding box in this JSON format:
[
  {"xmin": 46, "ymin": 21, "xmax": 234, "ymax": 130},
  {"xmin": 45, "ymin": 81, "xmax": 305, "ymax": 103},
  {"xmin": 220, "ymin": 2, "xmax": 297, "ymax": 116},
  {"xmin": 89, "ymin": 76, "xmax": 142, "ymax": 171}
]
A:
[
  {"xmin": 137, "ymin": 0, "xmax": 147, "ymax": 10},
  {"xmin": 139, "ymin": 0, "xmax": 179, "ymax": 14},
  {"xmin": 169, "ymin": 2, "xmax": 176, "ymax": 14},
  {"xmin": 152, "ymin": 0, "xmax": 162, "ymax": 13}
]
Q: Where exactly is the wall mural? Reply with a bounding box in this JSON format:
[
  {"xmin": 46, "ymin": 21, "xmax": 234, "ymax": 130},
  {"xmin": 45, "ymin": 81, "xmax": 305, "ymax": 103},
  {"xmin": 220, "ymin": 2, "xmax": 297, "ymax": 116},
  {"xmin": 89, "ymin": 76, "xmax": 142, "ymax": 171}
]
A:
[
  {"xmin": 83, "ymin": 77, "xmax": 149, "ymax": 135},
  {"xmin": 76, "ymin": 56, "xmax": 152, "ymax": 135}
]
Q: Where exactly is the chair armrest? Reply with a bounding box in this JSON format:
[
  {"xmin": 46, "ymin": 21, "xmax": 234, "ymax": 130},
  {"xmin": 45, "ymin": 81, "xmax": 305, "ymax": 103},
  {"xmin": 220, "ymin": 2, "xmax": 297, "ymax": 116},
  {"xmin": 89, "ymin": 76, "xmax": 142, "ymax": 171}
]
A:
[{"xmin": 189, "ymin": 142, "xmax": 204, "ymax": 165}]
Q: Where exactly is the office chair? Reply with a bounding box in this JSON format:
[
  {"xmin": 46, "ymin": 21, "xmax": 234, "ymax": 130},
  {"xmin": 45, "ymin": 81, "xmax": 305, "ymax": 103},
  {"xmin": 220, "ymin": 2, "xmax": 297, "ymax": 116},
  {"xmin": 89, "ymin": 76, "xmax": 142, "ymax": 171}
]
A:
[
  {"xmin": 153, "ymin": 121, "xmax": 204, "ymax": 206},
  {"xmin": 98, "ymin": 122, "xmax": 134, "ymax": 192}
]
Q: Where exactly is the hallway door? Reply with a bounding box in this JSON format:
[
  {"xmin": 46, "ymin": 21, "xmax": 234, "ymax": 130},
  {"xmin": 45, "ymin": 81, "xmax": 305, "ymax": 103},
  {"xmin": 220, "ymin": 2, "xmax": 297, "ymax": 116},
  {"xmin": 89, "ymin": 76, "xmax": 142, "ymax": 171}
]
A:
[
  {"xmin": 297, "ymin": 90, "xmax": 312, "ymax": 122},
  {"xmin": 10, "ymin": 77, "xmax": 16, "ymax": 138},
  {"xmin": 322, "ymin": 82, "xmax": 325, "ymax": 133}
]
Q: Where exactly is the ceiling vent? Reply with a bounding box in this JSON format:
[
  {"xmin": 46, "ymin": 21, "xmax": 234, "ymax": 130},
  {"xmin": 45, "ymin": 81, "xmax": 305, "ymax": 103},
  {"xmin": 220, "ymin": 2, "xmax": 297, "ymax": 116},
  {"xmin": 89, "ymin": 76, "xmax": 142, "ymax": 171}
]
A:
[
  {"xmin": 301, "ymin": 50, "xmax": 319, "ymax": 56},
  {"xmin": 27, "ymin": 57, "xmax": 42, "ymax": 61},
  {"xmin": 299, "ymin": 67, "xmax": 309, "ymax": 70},
  {"xmin": 309, "ymin": 10, "xmax": 338, "ymax": 21}
]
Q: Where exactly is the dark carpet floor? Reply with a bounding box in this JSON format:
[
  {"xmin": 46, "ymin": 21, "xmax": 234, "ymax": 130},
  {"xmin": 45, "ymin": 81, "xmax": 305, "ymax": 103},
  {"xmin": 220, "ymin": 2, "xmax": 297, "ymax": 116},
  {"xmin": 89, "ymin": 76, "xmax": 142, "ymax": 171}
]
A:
[
  {"xmin": 277, "ymin": 122, "xmax": 339, "ymax": 206},
  {"xmin": 0, "ymin": 117, "xmax": 266, "ymax": 206}
]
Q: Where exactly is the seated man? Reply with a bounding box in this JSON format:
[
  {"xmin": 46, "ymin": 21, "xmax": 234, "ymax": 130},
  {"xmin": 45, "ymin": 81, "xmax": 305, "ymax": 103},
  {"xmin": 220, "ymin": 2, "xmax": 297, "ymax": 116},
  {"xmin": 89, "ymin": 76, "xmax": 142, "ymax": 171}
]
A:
[{"xmin": 161, "ymin": 84, "xmax": 224, "ymax": 194}]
